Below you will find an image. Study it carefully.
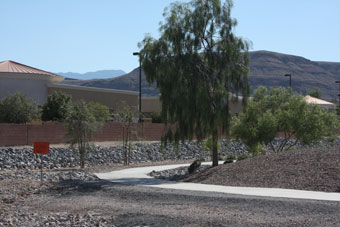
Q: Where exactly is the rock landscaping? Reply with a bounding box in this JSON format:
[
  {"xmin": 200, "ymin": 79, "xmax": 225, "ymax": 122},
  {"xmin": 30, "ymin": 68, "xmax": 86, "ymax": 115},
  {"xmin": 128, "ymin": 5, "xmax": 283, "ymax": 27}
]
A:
[
  {"xmin": 0, "ymin": 140, "xmax": 246, "ymax": 171},
  {"xmin": 2, "ymin": 137, "xmax": 339, "ymax": 171},
  {"xmin": 0, "ymin": 211, "xmax": 114, "ymax": 227},
  {"xmin": 0, "ymin": 168, "xmax": 108, "ymax": 226}
]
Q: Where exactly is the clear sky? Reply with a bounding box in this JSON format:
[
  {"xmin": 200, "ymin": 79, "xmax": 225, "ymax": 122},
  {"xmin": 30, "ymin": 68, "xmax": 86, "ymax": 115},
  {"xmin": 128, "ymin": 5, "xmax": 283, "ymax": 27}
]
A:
[{"xmin": 1, "ymin": 0, "xmax": 339, "ymax": 74}]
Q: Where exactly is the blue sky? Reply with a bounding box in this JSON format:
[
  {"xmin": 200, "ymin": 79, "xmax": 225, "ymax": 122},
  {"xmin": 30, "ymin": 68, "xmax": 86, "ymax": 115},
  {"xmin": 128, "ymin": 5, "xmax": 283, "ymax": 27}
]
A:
[{"xmin": 1, "ymin": 0, "xmax": 339, "ymax": 74}]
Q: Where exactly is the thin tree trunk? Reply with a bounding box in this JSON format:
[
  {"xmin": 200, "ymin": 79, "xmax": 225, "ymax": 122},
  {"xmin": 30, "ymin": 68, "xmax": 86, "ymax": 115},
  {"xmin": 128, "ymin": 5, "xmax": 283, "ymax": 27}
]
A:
[
  {"xmin": 125, "ymin": 126, "xmax": 129, "ymax": 165},
  {"xmin": 123, "ymin": 127, "xmax": 127, "ymax": 166},
  {"xmin": 80, "ymin": 142, "xmax": 85, "ymax": 168},
  {"xmin": 212, "ymin": 129, "xmax": 219, "ymax": 167}
]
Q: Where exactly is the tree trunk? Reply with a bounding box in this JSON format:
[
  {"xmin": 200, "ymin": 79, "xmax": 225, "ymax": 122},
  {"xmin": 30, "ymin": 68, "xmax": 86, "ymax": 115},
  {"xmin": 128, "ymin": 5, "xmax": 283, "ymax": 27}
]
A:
[
  {"xmin": 80, "ymin": 147, "xmax": 85, "ymax": 168},
  {"xmin": 212, "ymin": 130, "xmax": 219, "ymax": 167}
]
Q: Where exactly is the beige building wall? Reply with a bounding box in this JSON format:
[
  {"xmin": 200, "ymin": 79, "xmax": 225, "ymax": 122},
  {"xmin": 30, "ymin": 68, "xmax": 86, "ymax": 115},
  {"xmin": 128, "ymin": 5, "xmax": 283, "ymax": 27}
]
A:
[
  {"xmin": 48, "ymin": 84, "xmax": 139, "ymax": 111},
  {"xmin": 0, "ymin": 72, "xmax": 59, "ymax": 105},
  {"xmin": 141, "ymin": 96, "xmax": 244, "ymax": 115},
  {"xmin": 141, "ymin": 97, "xmax": 162, "ymax": 114}
]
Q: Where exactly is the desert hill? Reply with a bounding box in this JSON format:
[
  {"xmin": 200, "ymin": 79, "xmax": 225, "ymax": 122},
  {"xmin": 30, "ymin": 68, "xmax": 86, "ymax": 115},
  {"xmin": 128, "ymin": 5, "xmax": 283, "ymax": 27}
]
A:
[
  {"xmin": 58, "ymin": 69, "xmax": 126, "ymax": 80},
  {"xmin": 61, "ymin": 51, "xmax": 340, "ymax": 101}
]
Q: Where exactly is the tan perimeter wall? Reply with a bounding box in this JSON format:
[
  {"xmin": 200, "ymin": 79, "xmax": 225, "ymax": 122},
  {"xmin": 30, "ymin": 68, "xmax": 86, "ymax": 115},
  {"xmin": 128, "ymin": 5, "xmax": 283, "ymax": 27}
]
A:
[
  {"xmin": 141, "ymin": 97, "xmax": 162, "ymax": 114},
  {"xmin": 48, "ymin": 84, "xmax": 139, "ymax": 111},
  {"xmin": 141, "ymin": 97, "xmax": 244, "ymax": 115},
  {"xmin": 0, "ymin": 122, "xmax": 169, "ymax": 147}
]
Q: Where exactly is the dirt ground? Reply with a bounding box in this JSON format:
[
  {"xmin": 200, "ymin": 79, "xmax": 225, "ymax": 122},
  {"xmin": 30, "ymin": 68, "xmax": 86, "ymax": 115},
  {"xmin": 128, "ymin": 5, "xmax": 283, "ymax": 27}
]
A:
[
  {"xmin": 1, "ymin": 163, "xmax": 340, "ymax": 226},
  {"xmin": 184, "ymin": 145, "xmax": 340, "ymax": 192}
]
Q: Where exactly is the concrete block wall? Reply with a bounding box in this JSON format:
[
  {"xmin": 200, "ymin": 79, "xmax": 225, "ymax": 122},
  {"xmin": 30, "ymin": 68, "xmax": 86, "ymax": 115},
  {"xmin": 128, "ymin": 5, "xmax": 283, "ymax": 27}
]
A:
[{"xmin": 0, "ymin": 122, "xmax": 169, "ymax": 147}]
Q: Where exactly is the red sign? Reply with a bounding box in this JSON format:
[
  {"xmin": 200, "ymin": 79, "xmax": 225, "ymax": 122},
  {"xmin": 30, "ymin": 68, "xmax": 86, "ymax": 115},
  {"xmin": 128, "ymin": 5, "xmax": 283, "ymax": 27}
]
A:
[{"xmin": 34, "ymin": 142, "xmax": 50, "ymax": 155}]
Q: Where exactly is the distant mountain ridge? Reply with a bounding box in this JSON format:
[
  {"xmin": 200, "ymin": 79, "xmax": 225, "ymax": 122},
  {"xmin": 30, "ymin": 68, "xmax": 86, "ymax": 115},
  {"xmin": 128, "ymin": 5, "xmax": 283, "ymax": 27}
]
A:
[
  {"xmin": 60, "ymin": 51, "xmax": 340, "ymax": 101},
  {"xmin": 248, "ymin": 51, "xmax": 340, "ymax": 101},
  {"xmin": 57, "ymin": 69, "xmax": 126, "ymax": 80}
]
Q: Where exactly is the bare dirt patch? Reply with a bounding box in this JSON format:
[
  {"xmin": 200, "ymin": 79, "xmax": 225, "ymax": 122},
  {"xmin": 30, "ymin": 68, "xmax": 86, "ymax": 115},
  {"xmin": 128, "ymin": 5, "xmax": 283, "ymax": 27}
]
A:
[{"xmin": 182, "ymin": 145, "xmax": 340, "ymax": 192}]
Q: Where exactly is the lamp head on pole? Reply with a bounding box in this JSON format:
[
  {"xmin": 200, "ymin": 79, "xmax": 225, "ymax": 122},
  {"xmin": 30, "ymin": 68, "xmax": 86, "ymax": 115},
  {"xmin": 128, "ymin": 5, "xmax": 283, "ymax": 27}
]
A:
[
  {"xmin": 133, "ymin": 52, "xmax": 140, "ymax": 56},
  {"xmin": 336, "ymin": 81, "xmax": 340, "ymax": 84},
  {"xmin": 284, "ymin": 74, "xmax": 291, "ymax": 77}
]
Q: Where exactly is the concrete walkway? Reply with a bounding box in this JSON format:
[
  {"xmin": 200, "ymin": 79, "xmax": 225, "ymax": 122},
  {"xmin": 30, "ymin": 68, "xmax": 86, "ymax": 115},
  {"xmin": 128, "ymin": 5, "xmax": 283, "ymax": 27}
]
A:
[{"xmin": 95, "ymin": 162, "xmax": 340, "ymax": 202}]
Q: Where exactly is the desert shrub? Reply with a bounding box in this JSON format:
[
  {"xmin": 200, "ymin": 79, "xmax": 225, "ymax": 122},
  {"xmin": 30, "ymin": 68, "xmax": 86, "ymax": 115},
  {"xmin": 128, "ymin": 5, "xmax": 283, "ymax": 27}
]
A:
[
  {"xmin": 87, "ymin": 101, "xmax": 111, "ymax": 122},
  {"xmin": 41, "ymin": 91, "xmax": 72, "ymax": 122},
  {"xmin": 306, "ymin": 89, "xmax": 321, "ymax": 98},
  {"xmin": 202, "ymin": 136, "xmax": 221, "ymax": 153},
  {"xmin": 233, "ymin": 87, "xmax": 339, "ymax": 153},
  {"xmin": 151, "ymin": 110, "xmax": 162, "ymax": 123},
  {"xmin": 224, "ymin": 154, "xmax": 236, "ymax": 164},
  {"xmin": 114, "ymin": 101, "xmax": 140, "ymax": 166},
  {"xmin": 237, "ymin": 154, "xmax": 250, "ymax": 161},
  {"xmin": 0, "ymin": 92, "xmax": 38, "ymax": 123},
  {"xmin": 66, "ymin": 101, "xmax": 104, "ymax": 168}
]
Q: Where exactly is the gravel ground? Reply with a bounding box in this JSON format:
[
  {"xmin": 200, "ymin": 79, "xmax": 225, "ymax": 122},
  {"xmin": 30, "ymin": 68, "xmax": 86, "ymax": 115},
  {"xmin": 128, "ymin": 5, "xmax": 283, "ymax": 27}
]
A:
[
  {"xmin": 1, "ymin": 158, "xmax": 340, "ymax": 226},
  {"xmin": 2, "ymin": 142, "xmax": 340, "ymax": 226},
  {"xmin": 2, "ymin": 175, "xmax": 340, "ymax": 227}
]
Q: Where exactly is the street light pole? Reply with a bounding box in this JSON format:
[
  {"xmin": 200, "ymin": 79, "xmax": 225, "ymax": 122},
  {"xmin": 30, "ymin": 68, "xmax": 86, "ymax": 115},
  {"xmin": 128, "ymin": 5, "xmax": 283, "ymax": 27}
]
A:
[
  {"xmin": 133, "ymin": 52, "xmax": 142, "ymax": 122},
  {"xmin": 284, "ymin": 74, "xmax": 292, "ymax": 88}
]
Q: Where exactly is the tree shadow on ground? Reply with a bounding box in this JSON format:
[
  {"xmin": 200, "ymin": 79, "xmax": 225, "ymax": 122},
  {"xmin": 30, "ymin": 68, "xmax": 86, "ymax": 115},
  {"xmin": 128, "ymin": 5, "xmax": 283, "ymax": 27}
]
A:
[{"xmin": 45, "ymin": 176, "xmax": 180, "ymax": 197}]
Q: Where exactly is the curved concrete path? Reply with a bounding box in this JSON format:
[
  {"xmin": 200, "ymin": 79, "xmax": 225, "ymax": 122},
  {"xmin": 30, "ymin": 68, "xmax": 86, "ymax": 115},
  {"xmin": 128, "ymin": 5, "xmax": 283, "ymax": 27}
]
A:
[{"xmin": 95, "ymin": 162, "xmax": 340, "ymax": 202}]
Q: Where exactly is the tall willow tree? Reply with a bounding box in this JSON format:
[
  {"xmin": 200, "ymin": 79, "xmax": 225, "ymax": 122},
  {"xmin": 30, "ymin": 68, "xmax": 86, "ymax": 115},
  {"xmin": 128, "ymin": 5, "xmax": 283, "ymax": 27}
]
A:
[{"xmin": 139, "ymin": 0, "xmax": 250, "ymax": 166}]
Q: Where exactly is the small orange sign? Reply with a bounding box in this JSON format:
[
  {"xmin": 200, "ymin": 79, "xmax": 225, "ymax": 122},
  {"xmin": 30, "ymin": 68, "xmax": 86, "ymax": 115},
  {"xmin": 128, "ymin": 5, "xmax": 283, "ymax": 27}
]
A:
[{"xmin": 34, "ymin": 142, "xmax": 50, "ymax": 155}]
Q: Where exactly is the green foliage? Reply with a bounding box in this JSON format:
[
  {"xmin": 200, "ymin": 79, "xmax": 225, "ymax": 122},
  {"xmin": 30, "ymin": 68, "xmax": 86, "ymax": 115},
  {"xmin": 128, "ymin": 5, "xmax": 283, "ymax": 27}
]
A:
[
  {"xmin": 0, "ymin": 92, "xmax": 38, "ymax": 123},
  {"xmin": 114, "ymin": 101, "xmax": 136, "ymax": 124},
  {"xmin": 86, "ymin": 101, "xmax": 111, "ymax": 122},
  {"xmin": 66, "ymin": 101, "xmax": 104, "ymax": 168},
  {"xmin": 233, "ymin": 87, "xmax": 339, "ymax": 153},
  {"xmin": 237, "ymin": 154, "xmax": 250, "ymax": 161},
  {"xmin": 114, "ymin": 101, "xmax": 139, "ymax": 166},
  {"xmin": 306, "ymin": 89, "xmax": 321, "ymax": 99},
  {"xmin": 224, "ymin": 154, "xmax": 236, "ymax": 164},
  {"xmin": 139, "ymin": 0, "xmax": 250, "ymax": 166},
  {"xmin": 41, "ymin": 91, "xmax": 72, "ymax": 122},
  {"xmin": 202, "ymin": 136, "xmax": 221, "ymax": 153},
  {"xmin": 151, "ymin": 110, "xmax": 162, "ymax": 123}
]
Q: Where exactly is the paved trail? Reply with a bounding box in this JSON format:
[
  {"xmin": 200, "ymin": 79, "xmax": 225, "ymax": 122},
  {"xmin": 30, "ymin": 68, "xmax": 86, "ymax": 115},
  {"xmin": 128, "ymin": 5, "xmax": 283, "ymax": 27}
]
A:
[{"xmin": 96, "ymin": 162, "xmax": 340, "ymax": 202}]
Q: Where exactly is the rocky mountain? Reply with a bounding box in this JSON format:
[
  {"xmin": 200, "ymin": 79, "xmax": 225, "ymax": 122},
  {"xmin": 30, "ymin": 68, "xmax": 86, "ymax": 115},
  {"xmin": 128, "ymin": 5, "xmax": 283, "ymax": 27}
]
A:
[
  {"xmin": 248, "ymin": 51, "xmax": 340, "ymax": 102},
  {"xmin": 61, "ymin": 51, "xmax": 340, "ymax": 101},
  {"xmin": 57, "ymin": 69, "xmax": 126, "ymax": 80},
  {"xmin": 61, "ymin": 68, "xmax": 159, "ymax": 97}
]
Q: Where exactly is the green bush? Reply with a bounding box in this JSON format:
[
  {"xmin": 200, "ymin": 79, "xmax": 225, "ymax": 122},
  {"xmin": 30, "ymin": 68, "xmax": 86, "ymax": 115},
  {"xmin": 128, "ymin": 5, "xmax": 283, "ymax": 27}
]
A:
[
  {"xmin": 151, "ymin": 110, "xmax": 162, "ymax": 123},
  {"xmin": 237, "ymin": 154, "xmax": 250, "ymax": 161},
  {"xmin": 306, "ymin": 89, "xmax": 321, "ymax": 99},
  {"xmin": 224, "ymin": 154, "xmax": 236, "ymax": 164},
  {"xmin": 202, "ymin": 136, "xmax": 221, "ymax": 153},
  {"xmin": 66, "ymin": 101, "xmax": 104, "ymax": 168},
  {"xmin": 87, "ymin": 102, "xmax": 111, "ymax": 122},
  {"xmin": 0, "ymin": 92, "xmax": 38, "ymax": 123},
  {"xmin": 41, "ymin": 91, "xmax": 72, "ymax": 122},
  {"xmin": 233, "ymin": 87, "xmax": 339, "ymax": 153}
]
